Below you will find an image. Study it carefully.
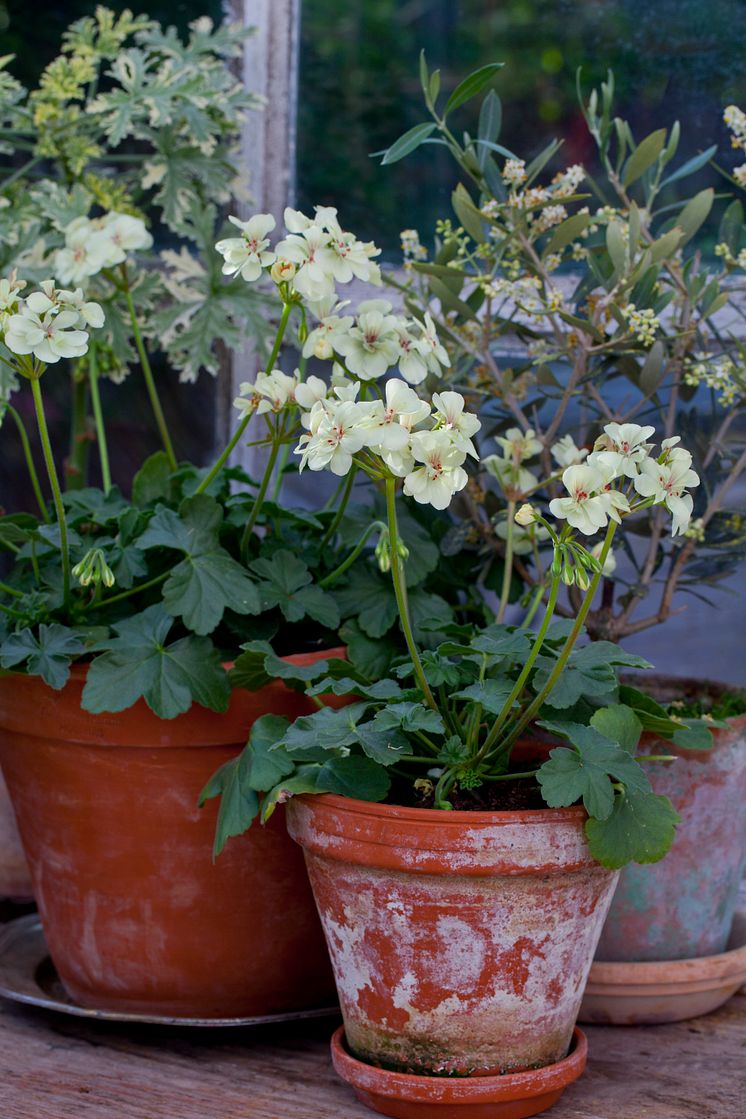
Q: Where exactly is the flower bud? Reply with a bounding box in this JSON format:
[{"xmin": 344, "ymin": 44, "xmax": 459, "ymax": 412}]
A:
[
  {"xmin": 375, "ymin": 529, "xmax": 392, "ymax": 573},
  {"xmin": 72, "ymin": 548, "xmax": 116, "ymax": 589},
  {"xmin": 514, "ymin": 503, "xmax": 537, "ymax": 526},
  {"xmin": 270, "ymin": 259, "xmax": 296, "ymax": 285}
]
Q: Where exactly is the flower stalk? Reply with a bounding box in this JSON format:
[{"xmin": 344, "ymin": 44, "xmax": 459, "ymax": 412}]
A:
[{"xmin": 30, "ymin": 374, "xmax": 71, "ymax": 606}]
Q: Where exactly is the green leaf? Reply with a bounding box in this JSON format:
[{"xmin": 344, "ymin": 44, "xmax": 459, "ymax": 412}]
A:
[
  {"xmin": 453, "ymin": 678, "xmax": 514, "ymax": 715},
  {"xmin": 316, "ymin": 755, "xmax": 391, "ymax": 802},
  {"xmin": 451, "ymin": 182, "xmax": 485, "ymax": 245},
  {"xmin": 590, "ymin": 704, "xmax": 643, "ymax": 754},
  {"xmin": 719, "ymin": 199, "xmax": 743, "ymax": 255},
  {"xmin": 261, "ymin": 771, "xmax": 323, "ymax": 823},
  {"xmin": 251, "ymin": 549, "xmax": 339, "ymax": 629},
  {"xmin": 356, "ymin": 723, "xmax": 413, "ymax": 766},
  {"xmin": 672, "ymin": 719, "xmax": 714, "ymax": 751},
  {"xmin": 373, "ymin": 702, "xmax": 446, "ymax": 736},
  {"xmin": 229, "ymin": 640, "xmax": 274, "ymax": 691},
  {"xmin": 477, "ymin": 90, "xmax": 502, "ymax": 166},
  {"xmin": 471, "ymin": 626, "xmax": 532, "ymax": 659},
  {"xmin": 283, "ymin": 703, "xmax": 370, "ymax": 757},
  {"xmin": 676, "ymin": 188, "xmax": 714, "ymax": 245},
  {"xmin": 546, "ymin": 212, "xmax": 591, "ymax": 255},
  {"xmin": 307, "ymin": 675, "xmax": 401, "ymax": 701},
  {"xmin": 0, "ymin": 624, "xmax": 85, "ymax": 690},
  {"xmin": 381, "ymin": 122, "xmax": 437, "ymax": 165},
  {"xmin": 444, "ymin": 63, "xmax": 504, "ymax": 117},
  {"xmin": 537, "ymin": 723, "xmax": 650, "ymax": 819},
  {"xmin": 622, "ymin": 129, "xmax": 667, "ymax": 186},
  {"xmin": 132, "ymin": 451, "xmax": 177, "ymax": 507},
  {"xmin": 335, "ymin": 569, "xmax": 399, "ymax": 638},
  {"xmin": 82, "ymin": 605, "xmax": 230, "ymax": 719},
  {"xmin": 139, "ymin": 496, "xmax": 261, "ymax": 634},
  {"xmin": 659, "ymin": 145, "xmax": 717, "ymax": 189},
  {"xmin": 241, "ymin": 715, "xmax": 295, "ymax": 791},
  {"xmin": 199, "ymin": 754, "xmax": 260, "ymax": 857},
  {"xmin": 639, "ymin": 340, "xmax": 666, "ymax": 395},
  {"xmin": 340, "ymin": 619, "xmax": 397, "ymax": 681},
  {"xmin": 585, "ymin": 789, "xmax": 680, "ymax": 868},
  {"xmin": 606, "ymin": 219, "xmax": 628, "ymax": 276}
]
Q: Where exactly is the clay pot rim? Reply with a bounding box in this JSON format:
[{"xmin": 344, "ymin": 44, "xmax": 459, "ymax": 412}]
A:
[
  {"xmin": 623, "ymin": 671, "xmax": 746, "ymax": 731},
  {"xmin": 298, "ymin": 791, "xmax": 586, "ymax": 826},
  {"xmin": 588, "ymin": 909, "xmax": 746, "ymax": 989},
  {"xmin": 330, "ymin": 1025, "xmax": 587, "ymax": 1103}
]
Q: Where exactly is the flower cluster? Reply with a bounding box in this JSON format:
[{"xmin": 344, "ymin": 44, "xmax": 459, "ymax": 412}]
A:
[
  {"xmin": 400, "ymin": 228, "xmax": 428, "ymax": 271},
  {"xmin": 1, "ymin": 278, "xmax": 104, "ymax": 365},
  {"xmin": 622, "ymin": 304, "xmax": 659, "ymax": 347},
  {"xmin": 684, "ymin": 354, "xmax": 741, "ymax": 406},
  {"xmin": 483, "ymin": 429, "xmax": 587, "ymax": 500},
  {"xmin": 724, "ymin": 104, "xmax": 746, "ymax": 186},
  {"xmin": 54, "ymin": 212, "xmax": 153, "ymax": 286},
  {"xmin": 294, "ymin": 381, "xmax": 480, "ymax": 510},
  {"xmin": 549, "ymin": 423, "xmax": 699, "ymax": 537},
  {"xmin": 216, "ymin": 206, "xmax": 381, "ymax": 302}
]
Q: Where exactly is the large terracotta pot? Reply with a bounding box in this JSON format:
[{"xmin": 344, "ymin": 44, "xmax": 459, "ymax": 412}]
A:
[
  {"xmin": 595, "ymin": 675, "xmax": 746, "ymax": 963},
  {"xmin": 286, "ymin": 792, "xmax": 619, "ymax": 1077},
  {"xmin": 0, "ymin": 652, "xmax": 341, "ymax": 1018},
  {"xmin": 0, "ymin": 768, "xmax": 32, "ymax": 899}
]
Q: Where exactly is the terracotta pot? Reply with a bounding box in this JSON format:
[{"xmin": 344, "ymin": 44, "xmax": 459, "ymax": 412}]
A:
[
  {"xmin": 286, "ymin": 792, "xmax": 618, "ymax": 1080},
  {"xmin": 581, "ymin": 909, "xmax": 746, "ymax": 1026},
  {"xmin": 330, "ymin": 1025, "xmax": 588, "ymax": 1119},
  {"xmin": 594, "ymin": 675, "xmax": 746, "ymax": 964},
  {"xmin": 0, "ymin": 651, "xmax": 342, "ymax": 1018},
  {"xmin": 0, "ymin": 767, "xmax": 32, "ymax": 899}
]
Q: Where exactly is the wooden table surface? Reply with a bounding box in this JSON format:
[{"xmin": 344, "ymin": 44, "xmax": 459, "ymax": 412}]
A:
[{"xmin": 0, "ymin": 981, "xmax": 743, "ymax": 1119}]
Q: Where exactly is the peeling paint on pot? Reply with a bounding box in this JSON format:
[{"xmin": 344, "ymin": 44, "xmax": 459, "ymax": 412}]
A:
[
  {"xmin": 596, "ymin": 675, "xmax": 746, "ymax": 963},
  {"xmin": 286, "ymin": 792, "xmax": 618, "ymax": 1076}
]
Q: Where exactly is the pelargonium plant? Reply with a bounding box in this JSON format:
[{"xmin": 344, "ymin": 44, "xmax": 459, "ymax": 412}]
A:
[
  {"xmin": 0, "ymin": 205, "xmax": 489, "ymax": 717},
  {"xmin": 201, "ymin": 206, "xmax": 712, "ymax": 870}
]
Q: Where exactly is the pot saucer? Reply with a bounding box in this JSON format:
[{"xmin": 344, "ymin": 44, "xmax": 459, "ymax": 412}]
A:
[
  {"xmin": 0, "ymin": 914, "xmax": 339, "ymax": 1027},
  {"xmin": 579, "ymin": 908, "xmax": 746, "ymax": 1026},
  {"xmin": 330, "ymin": 1025, "xmax": 587, "ymax": 1119}
]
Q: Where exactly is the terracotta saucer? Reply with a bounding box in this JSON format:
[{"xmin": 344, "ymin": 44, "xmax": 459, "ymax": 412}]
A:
[
  {"xmin": 330, "ymin": 1026, "xmax": 587, "ymax": 1119},
  {"xmin": 580, "ymin": 908, "xmax": 746, "ymax": 1026}
]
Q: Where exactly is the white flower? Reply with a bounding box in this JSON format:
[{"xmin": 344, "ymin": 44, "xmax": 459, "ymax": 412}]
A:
[
  {"xmin": 431, "ymin": 391, "xmax": 480, "ymax": 458},
  {"xmin": 295, "ymin": 399, "xmax": 370, "ymax": 476},
  {"xmin": 4, "ymin": 308, "xmax": 89, "ymax": 364},
  {"xmin": 332, "ymin": 300, "xmax": 400, "ymax": 380},
  {"xmin": 549, "ymin": 463, "xmax": 624, "ymax": 536},
  {"xmin": 0, "ymin": 276, "xmax": 25, "ymax": 330},
  {"xmin": 591, "ymin": 422, "xmax": 656, "ymax": 479},
  {"xmin": 322, "ymin": 208, "xmax": 382, "ymax": 285},
  {"xmin": 233, "ymin": 368, "xmax": 298, "ymax": 416},
  {"xmin": 591, "ymin": 542, "xmax": 617, "ymax": 576},
  {"xmin": 216, "ymin": 213, "xmax": 277, "ymax": 282},
  {"xmin": 483, "ymin": 454, "xmax": 538, "ymax": 499},
  {"xmin": 302, "ymin": 303, "xmax": 355, "ymax": 361},
  {"xmin": 551, "ymin": 434, "xmax": 588, "ymax": 468},
  {"xmin": 25, "ymin": 281, "xmax": 104, "ymax": 329},
  {"xmin": 363, "ymin": 379, "xmax": 431, "ymax": 454},
  {"xmin": 54, "ymin": 217, "xmax": 110, "ymax": 285},
  {"xmin": 275, "ymin": 221, "xmax": 337, "ymax": 301},
  {"xmin": 403, "ymin": 430, "xmax": 468, "ymax": 510},
  {"xmin": 497, "ymin": 518, "xmax": 549, "ymax": 554},
  {"xmin": 633, "ymin": 455, "xmax": 700, "ymax": 536},
  {"xmin": 98, "ymin": 212, "xmax": 153, "ymax": 264},
  {"xmin": 393, "ymin": 320, "xmax": 429, "ymax": 384},
  {"xmin": 295, "ymin": 375, "xmax": 329, "ymax": 411},
  {"xmin": 416, "ymin": 312, "xmax": 451, "ymax": 375},
  {"xmin": 496, "ymin": 426, "xmax": 542, "ymax": 462},
  {"xmin": 270, "ymin": 259, "xmax": 297, "ymax": 285}
]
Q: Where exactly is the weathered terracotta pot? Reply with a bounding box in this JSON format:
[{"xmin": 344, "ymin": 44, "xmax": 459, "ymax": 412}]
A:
[
  {"xmin": 0, "ymin": 652, "xmax": 341, "ymax": 1018},
  {"xmin": 0, "ymin": 768, "xmax": 32, "ymax": 899},
  {"xmin": 286, "ymin": 792, "xmax": 619, "ymax": 1082},
  {"xmin": 595, "ymin": 675, "xmax": 746, "ymax": 963}
]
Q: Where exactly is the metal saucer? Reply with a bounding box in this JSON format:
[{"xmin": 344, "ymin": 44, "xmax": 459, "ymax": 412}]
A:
[{"xmin": 0, "ymin": 914, "xmax": 340, "ymax": 1027}]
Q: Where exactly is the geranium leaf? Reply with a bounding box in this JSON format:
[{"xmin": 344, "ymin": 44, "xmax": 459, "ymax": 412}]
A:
[
  {"xmin": 82, "ymin": 605, "xmax": 230, "ymax": 718},
  {"xmin": 250, "ymin": 549, "xmax": 339, "ymax": 628},
  {"xmin": 316, "ymin": 755, "xmax": 391, "ymax": 801},
  {"xmin": 590, "ymin": 704, "xmax": 643, "ymax": 754},
  {"xmin": 356, "ymin": 724, "xmax": 413, "ymax": 766},
  {"xmin": 0, "ymin": 624, "xmax": 85, "ymax": 690},
  {"xmin": 282, "ymin": 702, "xmax": 371, "ymax": 757},
  {"xmin": 585, "ymin": 789, "xmax": 680, "ymax": 868},
  {"xmin": 199, "ymin": 755, "xmax": 260, "ymax": 857},
  {"xmin": 453, "ymin": 678, "xmax": 514, "ymax": 715}
]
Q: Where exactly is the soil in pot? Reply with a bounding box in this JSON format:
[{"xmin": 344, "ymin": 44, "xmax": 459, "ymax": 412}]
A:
[
  {"xmin": 595, "ymin": 674, "xmax": 746, "ymax": 964},
  {"xmin": 0, "ymin": 651, "xmax": 342, "ymax": 1018},
  {"xmin": 286, "ymin": 789, "xmax": 618, "ymax": 1082}
]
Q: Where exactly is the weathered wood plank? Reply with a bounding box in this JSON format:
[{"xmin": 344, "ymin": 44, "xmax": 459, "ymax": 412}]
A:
[{"xmin": 0, "ymin": 993, "xmax": 743, "ymax": 1119}]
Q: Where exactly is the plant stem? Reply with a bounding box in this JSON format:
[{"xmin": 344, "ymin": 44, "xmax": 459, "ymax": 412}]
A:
[
  {"xmin": 66, "ymin": 370, "xmax": 90, "ymax": 490},
  {"xmin": 320, "ymin": 465, "xmax": 357, "ymax": 548},
  {"xmin": 30, "ymin": 376, "xmax": 71, "ymax": 606},
  {"xmin": 95, "ymin": 570, "xmax": 168, "ymax": 609},
  {"xmin": 502, "ymin": 521, "xmax": 618, "ymax": 751},
  {"xmin": 496, "ymin": 499, "xmax": 516, "ymax": 623},
  {"xmin": 384, "ymin": 476, "xmax": 438, "ymax": 712},
  {"xmin": 320, "ymin": 521, "xmax": 386, "ymax": 588},
  {"xmin": 7, "ymin": 404, "xmax": 49, "ymax": 522},
  {"xmin": 240, "ymin": 438, "xmax": 280, "ymax": 558},
  {"xmin": 2, "ymin": 154, "xmax": 43, "ymax": 190},
  {"xmin": 122, "ymin": 271, "xmax": 177, "ymax": 471},
  {"xmin": 479, "ymin": 569, "xmax": 562, "ymax": 759},
  {"xmin": 482, "ymin": 769, "xmax": 538, "ymax": 782},
  {"xmin": 0, "ymin": 580, "xmax": 23, "ymax": 598},
  {"xmin": 88, "ymin": 340, "xmax": 111, "ymax": 494},
  {"xmin": 195, "ymin": 300, "xmax": 294, "ymax": 496},
  {"xmin": 522, "ymin": 583, "xmax": 545, "ymax": 628}
]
